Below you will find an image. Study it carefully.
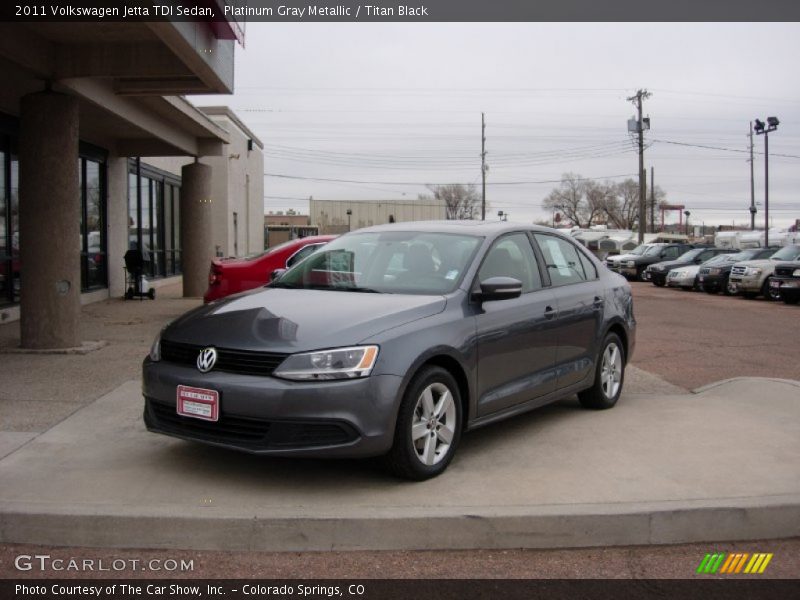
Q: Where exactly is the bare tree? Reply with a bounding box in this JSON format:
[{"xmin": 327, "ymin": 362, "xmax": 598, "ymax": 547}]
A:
[
  {"xmin": 542, "ymin": 173, "xmax": 588, "ymax": 228},
  {"xmin": 603, "ymin": 179, "xmax": 668, "ymax": 230},
  {"xmin": 423, "ymin": 184, "xmax": 481, "ymax": 220}
]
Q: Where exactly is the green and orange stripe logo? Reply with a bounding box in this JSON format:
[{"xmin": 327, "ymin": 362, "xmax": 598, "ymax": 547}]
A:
[{"xmin": 696, "ymin": 552, "xmax": 773, "ymax": 574}]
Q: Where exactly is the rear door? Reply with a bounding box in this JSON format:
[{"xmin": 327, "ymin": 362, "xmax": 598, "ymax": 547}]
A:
[{"xmin": 533, "ymin": 234, "xmax": 604, "ymax": 390}]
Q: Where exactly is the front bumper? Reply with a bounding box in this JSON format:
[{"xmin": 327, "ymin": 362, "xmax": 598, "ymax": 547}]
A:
[
  {"xmin": 771, "ymin": 278, "xmax": 800, "ymax": 300},
  {"xmin": 142, "ymin": 358, "xmax": 404, "ymax": 458},
  {"xmin": 647, "ymin": 271, "xmax": 668, "ymax": 285},
  {"xmin": 728, "ymin": 274, "xmax": 762, "ymax": 293},
  {"xmin": 698, "ymin": 273, "xmax": 725, "ymax": 291},
  {"xmin": 619, "ymin": 266, "xmax": 639, "ymax": 277},
  {"xmin": 666, "ymin": 274, "xmax": 694, "ymax": 288}
]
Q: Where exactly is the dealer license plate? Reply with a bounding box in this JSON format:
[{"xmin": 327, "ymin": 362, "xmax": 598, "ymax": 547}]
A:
[{"xmin": 176, "ymin": 385, "xmax": 219, "ymax": 422}]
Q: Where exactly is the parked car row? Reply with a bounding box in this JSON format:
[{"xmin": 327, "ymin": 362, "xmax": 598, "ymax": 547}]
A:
[{"xmin": 616, "ymin": 243, "xmax": 800, "ymax": 304}]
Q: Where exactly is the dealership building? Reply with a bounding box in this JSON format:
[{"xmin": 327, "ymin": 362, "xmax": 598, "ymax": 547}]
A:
[{"xmin": 0, "ymin": 19, "xmax": 259, "ymax": 349}]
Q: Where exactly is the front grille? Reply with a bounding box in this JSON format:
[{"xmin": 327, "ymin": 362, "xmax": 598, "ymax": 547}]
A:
[
  {"xmin": 699, "ymin": 267, "xmax": 710, "ymax": 275},
  {"xmin": 161, "ymin": 340, "xmax": 287, "ymax": 377},
  {"xmin": 146, "ymin": 399, "xmax": 359, "ymax": 449},
  {"xmin": 731, "ymin": 266, "xmax": 747, "ymax": 277},
  {"xmin": 774, "ymin": 265, "xmax": 799, "ymax": 278}
]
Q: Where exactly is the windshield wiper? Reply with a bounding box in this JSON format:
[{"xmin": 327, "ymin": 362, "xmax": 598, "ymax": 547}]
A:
[
  {"xmin": 337, "ymin": 286, "xmax": 383, "ymax": 293},
  {"xmin": 268, "ymin": 281, "xmax": 297, "ymax": 289}
]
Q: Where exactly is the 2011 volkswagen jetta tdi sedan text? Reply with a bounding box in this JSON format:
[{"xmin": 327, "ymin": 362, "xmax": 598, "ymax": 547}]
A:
[{"xmin": 143, "ymin": 221, "xmax": 636, "ymax": 480}]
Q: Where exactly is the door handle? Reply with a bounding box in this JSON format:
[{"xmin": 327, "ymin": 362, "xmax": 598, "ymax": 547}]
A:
[
  {"xmin": 592, "ymin": 296, "xmax": 605, "ymax": 310},
  {"xmin": 544, "ymin": 305, "xmax": 556, "ymax": 320}
]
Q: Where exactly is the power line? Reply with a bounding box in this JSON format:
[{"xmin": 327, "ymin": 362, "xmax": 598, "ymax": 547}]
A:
[
  {"xmin": 652, "ymin": 138, "xmax": 800, "ymax": 159},
  {"xmin": 264, "ymin": 172, "xmax": 638, "ymax": 186}
]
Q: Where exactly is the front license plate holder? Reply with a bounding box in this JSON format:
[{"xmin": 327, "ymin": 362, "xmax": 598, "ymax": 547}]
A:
[{"xmin": 177, "ymin": 385, "xmax": 219, "ymax": 422}]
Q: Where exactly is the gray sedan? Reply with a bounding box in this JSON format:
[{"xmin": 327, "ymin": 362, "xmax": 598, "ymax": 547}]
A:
[{"xmin": 143, "ymin": 221, "xmax": 636, "ymax": 480}]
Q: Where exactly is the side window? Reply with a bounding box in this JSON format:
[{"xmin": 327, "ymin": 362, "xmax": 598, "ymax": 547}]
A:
[
  {"xmin": 665, "ymin": 246, "xmax": 682, "ymax": 259},
  {"xmin": 534, "ymin": 234, "xmax": 588, "ymax": 287},
  {"xmin": 477, "ymin": 233, "xmax": 542, "ymax": 293},
  {"xmin": 578, "ymin": 249, "xmax": 598, "ymax": 280},
  {"xmin": 286, "ymin": 243, "xmax": 321, "ymax": 268}
]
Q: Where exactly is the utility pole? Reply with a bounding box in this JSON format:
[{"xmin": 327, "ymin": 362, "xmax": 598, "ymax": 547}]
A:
[
  {"xmin": 748, "ymin": 122, "xmax": 756, "ymax": 230},
  {"xmin": 650, "ymin": 166, "xmax": 655, "ymax": 233},
  {"xmin": 627, "ymin": 89, "xmax": 651, "ymax": 243},
  {"xmin": 481, "ymin": 112, "xmax": 487, "ymax": 220}
]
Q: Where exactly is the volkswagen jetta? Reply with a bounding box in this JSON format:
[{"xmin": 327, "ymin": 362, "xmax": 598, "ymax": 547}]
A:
[{"xmin": 143, "ymin": 221, "xmax": 635, "ymax": 480}]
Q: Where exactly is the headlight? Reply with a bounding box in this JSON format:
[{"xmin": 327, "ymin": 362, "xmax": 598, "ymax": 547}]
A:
[
  {"xmin": 744, "ymin": 267, "xmax": 762, "ymax": 276},
  {"xmin": 149, "ymin": 331, "xmax": 161, "ymax": 362},
  {"xmin": 274, "ymin": 345, "xmax": 379, "ymax": 381},
  {"xmin": 626, "ymin": 261, "xmax": 635, "ymax": 267},
  {"xmin": 793, "ymin": 269, "xmax": 800, "ymax": 277}
]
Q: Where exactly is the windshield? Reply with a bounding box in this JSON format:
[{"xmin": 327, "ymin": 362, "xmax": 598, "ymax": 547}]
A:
[
  {"xmin": 703, "ymin": 253, "xmax": 732, "ymax": 265},
  {"xmin": 644, "ymin": 245, "xmax": 664, "ymax": 256},
  {"xmin": 629, "ymin": 244, "xmax": 649, "ymax": 256},
  {"xmin": 271, "ymin": 231, "xmax": 483, "ymax": 295},
  {"xmin": 771, "ymin": 246, "xmax": 800, "ymax": 261},
  {"xmin": 243, "ymin": 239, "xmax": 297, "ymax": 261},
  {"xmin": 675, "ymin": 249, "xmax": 703, "ymax": 262}
]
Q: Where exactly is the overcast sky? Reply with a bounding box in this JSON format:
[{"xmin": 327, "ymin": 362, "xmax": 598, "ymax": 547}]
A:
[{"xmin": 192, "ymin": 22, "xmax": 800, "ymax": 228}]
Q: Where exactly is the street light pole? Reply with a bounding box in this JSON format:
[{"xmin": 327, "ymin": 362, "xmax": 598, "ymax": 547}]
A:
[{"xmin": 754, "ymin": 117, "xmax": 779, "ymax": 247}]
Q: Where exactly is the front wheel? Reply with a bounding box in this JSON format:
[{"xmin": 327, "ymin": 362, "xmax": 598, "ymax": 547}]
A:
[
  {"xmin": 765, "ymin": 278, "xmax": 781, "ymax": 302},
  {"xmin": 385, "ymin": 366, "xmax": 462, "ymax": 480},
  {"xmin": 578, "ymin": 333, "xmax": 625, "ymax": 410}
]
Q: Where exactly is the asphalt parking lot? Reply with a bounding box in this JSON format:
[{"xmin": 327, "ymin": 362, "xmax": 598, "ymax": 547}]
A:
[{"xmin": 1, "ymin": 280, "xmax": 798, "ymax": 579}]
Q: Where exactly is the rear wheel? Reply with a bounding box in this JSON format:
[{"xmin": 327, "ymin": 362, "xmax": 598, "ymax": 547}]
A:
[
  {"xmin": 578, "ymin": 333, "xmax": 625, "ymax": 410},
  {"xmin": 385, "ymin": 366, "xmax": 462, "ymax": 480}
]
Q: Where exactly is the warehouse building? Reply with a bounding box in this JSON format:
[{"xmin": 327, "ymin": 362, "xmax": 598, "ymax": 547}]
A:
[{"xmin": 310, "ymin": 199, "xmax": 446, "ymax": 235}]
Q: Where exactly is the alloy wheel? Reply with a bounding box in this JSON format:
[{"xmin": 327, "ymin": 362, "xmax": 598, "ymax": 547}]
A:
[
  {"xmin": 411, "ymin": 382, "xmax": 456, "ymax": 466},
  {"xmin": 600, "ymin": 343, "xmax": 623, "ymax": 399}
]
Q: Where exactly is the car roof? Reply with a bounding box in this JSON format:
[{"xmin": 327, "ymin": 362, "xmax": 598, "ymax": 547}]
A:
[{"xmin": 347, "ymin": 220, "xmax": 560, "ymax": 237}]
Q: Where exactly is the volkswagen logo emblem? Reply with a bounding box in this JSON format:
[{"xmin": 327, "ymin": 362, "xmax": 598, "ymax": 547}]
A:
[{"xmin": 196, "ymin": 347, "xmax": 218, "ymax": 373}]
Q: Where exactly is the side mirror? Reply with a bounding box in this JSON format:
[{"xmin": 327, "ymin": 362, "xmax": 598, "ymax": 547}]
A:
[
  {"xmin": 270, "ymin": 268, "xmax": 287, "ymax": 282},
  {"xmin": 474, "ymin": 277, "xmax": 522, "ymax": 302}
]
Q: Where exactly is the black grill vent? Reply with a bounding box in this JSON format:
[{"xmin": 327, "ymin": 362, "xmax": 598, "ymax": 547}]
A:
[{"xmin": 161, "ymin": 340, "xmax": 287, "ymax": 376}]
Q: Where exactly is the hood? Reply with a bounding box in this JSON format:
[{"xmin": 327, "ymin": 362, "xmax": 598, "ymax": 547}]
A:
[
  {"xmin": 671, "ymin": 265, "xmax": 701, "ymax": 275},
  {"xmin": 650, "ymin": 259, "xmax": 693, "ymax": 271},
  {"xmin": 163, "ymin": 288, "xmax": 447, "ymax": 353},
  {"xmin": 609, "ymin": 253, "xmax": 639, "ymax": 262},
  {"xmin": 732, "ymin": 259, "xmax": 777, "ymax": 269}
]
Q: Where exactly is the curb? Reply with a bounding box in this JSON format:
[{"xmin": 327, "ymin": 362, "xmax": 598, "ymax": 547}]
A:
[{"xmin": 2, "ymin": 497, "xmax": 800, "ymax": 551}]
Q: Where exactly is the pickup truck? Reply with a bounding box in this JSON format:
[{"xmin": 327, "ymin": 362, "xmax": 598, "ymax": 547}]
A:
[{"xmin": 770, "ymin": 261, "xmax": 800, "ymax": 304}]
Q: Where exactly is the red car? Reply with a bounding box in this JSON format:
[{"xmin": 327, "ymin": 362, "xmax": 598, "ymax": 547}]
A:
[{"xmin": 204, "ymin": 235, "xmax": 335, "ymax": 303}]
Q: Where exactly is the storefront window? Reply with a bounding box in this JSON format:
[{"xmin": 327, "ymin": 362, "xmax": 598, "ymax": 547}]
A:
[
  {"xmin": 127, "ymin": 161, "xmax": 181, "ymax": 280},
  {"xmin": 80, "ymin": 158, "xmax": 106, "ymax": 290},
  {"xmin": 0, "ymin": 141, "xmax": 8, "ymax": 306}
]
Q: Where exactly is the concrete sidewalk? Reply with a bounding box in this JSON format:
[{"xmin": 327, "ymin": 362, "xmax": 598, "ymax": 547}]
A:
[{"xmin": 0, "ymin": 376, "xmax": 797, "ymax": 551}]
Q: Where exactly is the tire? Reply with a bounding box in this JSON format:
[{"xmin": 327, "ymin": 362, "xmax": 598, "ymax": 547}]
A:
[
  {"xmin": 578, "ymin": 333, "xmax": 625, "ymax": 410},
  {"xmin": 148, "ymin": 288, "xmax": 156, "ymax": 300},
  {"xmin": 724, "ymin": 279, "xmax": 736, "ymax": 296},
  {"xmin": 637, "ymin": 268, "xmax": 647, "ymax": 282},
  {"xmin": 384, "ymin": 366, "xmax": 462, "ymax": 481},
  {"xmin": 765, "ymin": 278, "xmax": 780, "ymax": 302},
  {"xmin": 653, "ymin": 280, "xmax": 665, "ymax": 287}
]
